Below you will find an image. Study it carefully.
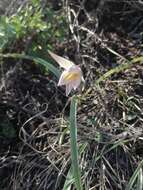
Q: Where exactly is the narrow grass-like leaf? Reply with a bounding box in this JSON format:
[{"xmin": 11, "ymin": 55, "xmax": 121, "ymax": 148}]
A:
[
  {"xmin": 95, "ymin": 139, "xmax": 130, "ymax": 162},
  {"xmin": 59, "ymin": 127, "xmax": 69, "ymax": 146},
  {"xmin": 0, "ymin": 53, "xmax": 61, "ymax": 78},
  {"xmin": 96, "ymin": 56, "xmax": 143, "ymax": 84},
  {"xmin": 63, "ymin": 143, "xmax": 87, "ymax": 190},
  {"xmin": 69, "ymin": 96, "xmax": 82, "ymax": 190},
  {"xmin": 125, "ymin": 159, "xmax": 143, "ymax": 190},
  {"xmin": 34, "ymin": 57, "xmax": 60, "ymax": 78},
  {"xmin": 63, "ymin": 167, "xmax": 74, "ymax": 190},
  {"xmin": 137, "ymin": 168, "xmax": 143, "ymax": 190}
]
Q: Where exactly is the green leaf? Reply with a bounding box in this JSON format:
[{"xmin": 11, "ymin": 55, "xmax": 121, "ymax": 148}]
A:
[
  {"xmin": 69, "ymin": 96, "xmax": 83, "ymax": 190},
  {"xmin": 34, "ymin": 57, "xmax": 60, "ymax": 78},
  {"xmin": 0, "ymin": 53, "xmax": 61, "ymax": 78},
  {"xmin": 63, "ymin": 167, "xmax": 74, "ymax": 190},
  {"xmin": 137, "ymin": 168, "xmax": 143, "ymax": 190},
  {"xmin": 63, "ymin": 143, "xmax": 87, "ymax": 190},
  {"xmin": 125, "ymin": 159, "xmax": 143, "ymax": 190},
  {"xmin": 96, "ymin": 56, "xmax": 143, "ymax": 84}
]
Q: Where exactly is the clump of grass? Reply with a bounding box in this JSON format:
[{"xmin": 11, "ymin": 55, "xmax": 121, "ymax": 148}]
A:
[{"xmin": 125, "ymin": 159, "xmax": 143, "ymax": 190}]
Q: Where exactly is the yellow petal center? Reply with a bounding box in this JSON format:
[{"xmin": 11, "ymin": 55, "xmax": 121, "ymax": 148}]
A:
[{"xmin": 63, "ymin": 72, "xmax": 80, "ymax": 82}]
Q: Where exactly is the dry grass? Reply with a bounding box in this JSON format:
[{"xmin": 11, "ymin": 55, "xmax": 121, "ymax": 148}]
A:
[{"xmin": 0, "ymin": 0, "xmax": 143, "ymax": 189}]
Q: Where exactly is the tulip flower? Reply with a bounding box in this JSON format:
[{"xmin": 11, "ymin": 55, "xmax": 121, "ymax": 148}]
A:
[{"xmin": 48, "ymin": 50, "xmax": 84, "ymax": 96}]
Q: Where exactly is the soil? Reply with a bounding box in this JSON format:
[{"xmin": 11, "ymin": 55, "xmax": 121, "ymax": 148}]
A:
[{"xmin": 0, "ymin": 0, "xmax": 143, "ymax": 189}]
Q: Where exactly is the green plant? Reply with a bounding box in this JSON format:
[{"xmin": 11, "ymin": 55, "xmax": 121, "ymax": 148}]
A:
[
  {"xmin": 0, "ymin": 16, "xmax": 16, "ymax": 49},
  {"xmin": 96, "ymin": 56, "xmax": 143, "ymax": 84},
  {"xmin": 125, "ymin": 159, "xmax": 143, "ymax": 190},
  {"xmin": 0, "ymin": 52, "xmax": 82, "ymax": 190},
  {"xmin": 10, "ymin": 3, "xmax": 47, "ymax": 39},
  {"xmin": 0, "ymin": 53, "xmax": 60, "ymax": 77},
  {"xmin": 0, "ymin": 1, "xmax": 67, "ymax": 58},
  {"xmin": 69, "ymin": 96, "xmax": 83, "ymax": 190}
]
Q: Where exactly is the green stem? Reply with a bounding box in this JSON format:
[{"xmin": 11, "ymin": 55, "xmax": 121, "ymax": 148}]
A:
[{"xmin": 70, "ymin": 96, "xmax": 82, "ymax": 190}]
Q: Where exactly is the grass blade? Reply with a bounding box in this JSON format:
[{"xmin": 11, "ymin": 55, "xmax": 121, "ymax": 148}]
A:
[
  {"xmin": 96, "ymin": 56, "xmax": 143, "ymax": 84},
  {"xmin": 34, "ymin": 57, "xmax": 60, "ymax": 78},
  {"xmin": 0, "ymin": 53, "xmax": 61, "ymax": 78},
  {"xmin": 137, "ymin": 168, "xmax": 143, "ymax": 190},
  {"xmin": 125, "ymin": 159, "xmax": 143, "ymax": 190},
  {"xmin": 69, "ymin": 96, "xmax": 82, "ymax": 190},
  {"xmin": 63, "ymin": 167, "xmax": 74, "ymax": 190},
  {"xmin": 63, "ymin": 143, "xmax": 87, "ymax": 190}
]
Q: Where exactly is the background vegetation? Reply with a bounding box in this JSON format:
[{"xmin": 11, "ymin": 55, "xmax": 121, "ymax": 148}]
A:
[{"xmin": 0, "ymin": 0, "xmax": 143, "ymax": 189}]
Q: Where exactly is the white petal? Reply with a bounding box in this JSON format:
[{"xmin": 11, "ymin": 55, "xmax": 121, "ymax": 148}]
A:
[
  {"xmin": 48, "ymin": 50, "xmax": 74, "ymax": 70},
  {"xmin": 66, "ymin": 83, "xmax": 73, "ymax": 96},
  {"xmin": 67, "ymin": 65, "xmax": 81, "ymax": 72},
  {"xmin": 57, "ymin": 70, "xmax": 69, "ymax": 86},
  {"xmin": 71, "ymin": 78, "xmax": 81, "ymax": 90}
]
